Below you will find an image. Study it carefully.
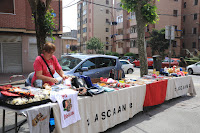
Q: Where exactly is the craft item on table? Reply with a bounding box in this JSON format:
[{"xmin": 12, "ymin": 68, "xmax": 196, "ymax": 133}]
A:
[
  {"xmin": 177, "ymin": 71, "xmax": 185, "ymax": 76},
  {"xmin": 79, "ymin": 76, "xmax": 94, "ymax": 88},
  {"xmin": 152, "ymin": 74, "xmax": 158, "ymax": 78},
  {"xmin": 43, "ymin": 83, "xmax": 52, "ymax": 90},
  {"xmin": 7, "ymin": 87, "xmax": 34, "ymax": 97},
  {"xmin": 50, "ymin": 89, "xmax": 81, "ymax": 128},
  {"xmin": 0, "ymin": 85, "xmax": 12, "ymax": 91},
  {"xmin": 102, "ymin": 87, "xmax": 115, "ymax": 92},
  {"xmin": 76, "ymin": 87, "xmax": 87, "ymax": 96},
  {"xmin": 27, "ymin": 105, "xmax": 50, "ymax": 133},
  {"xmin": 64, "ymin": 77, "xmax": 72, "ymax": 87}
]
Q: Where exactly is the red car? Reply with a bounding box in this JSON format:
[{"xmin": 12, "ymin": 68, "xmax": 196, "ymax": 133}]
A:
[
  {"xmin": 133, "ymin": 57, "xmax": 154, "ymax": 67},
  {"xmin": 161, "ymin": 58, "xmax": 180, "ymax": 68}
]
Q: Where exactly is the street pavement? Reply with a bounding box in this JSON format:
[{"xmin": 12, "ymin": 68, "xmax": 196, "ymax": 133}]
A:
[{"xmin": 0, "ymin": 68, "xmax": 200, "ymax": 133}]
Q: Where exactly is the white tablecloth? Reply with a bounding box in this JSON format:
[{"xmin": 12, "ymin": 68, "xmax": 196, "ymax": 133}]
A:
[
  {"xmin": 165, "ymin": 76, "xmax": 196, "ymax": 100},
  {"xmin": 52, "ymin": 85, "xmax": 146, "ymax": 133}
]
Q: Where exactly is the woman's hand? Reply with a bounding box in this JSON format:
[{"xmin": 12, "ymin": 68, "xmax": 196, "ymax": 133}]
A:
[
  {"xmin": 62, "ymin": 75, "xmax": 69, "ymax": 80},
  {"xmin": 50, "ymin": 78, "xmax": 58, "ymax": 84}
]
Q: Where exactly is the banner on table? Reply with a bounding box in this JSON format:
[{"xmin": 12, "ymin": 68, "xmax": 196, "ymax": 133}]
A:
[
  {"xmin": 165, "ymin": 76, "xmax": 196, "ymax": 101},
  {"xmin": 52, "ymin": 85, "xmax": 146, "ymax": 133}
]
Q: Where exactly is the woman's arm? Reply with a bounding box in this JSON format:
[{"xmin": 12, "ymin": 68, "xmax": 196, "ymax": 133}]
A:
[
  {"xmin": 56, "ymin": 69, "xmax": 68, "ymax": 80},
  {"xmin": 36, "ymin": 70, "xmax": 58, "ymax": 84}
]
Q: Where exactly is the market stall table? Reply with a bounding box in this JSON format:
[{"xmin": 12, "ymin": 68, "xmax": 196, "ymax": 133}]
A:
[
  {"xmin": 165, "ymin": 76, "xmax": 196, "ymax": 100},
  {"xmin": 52, "ymin": 85, "xmax": 146, "ymax": 133}
]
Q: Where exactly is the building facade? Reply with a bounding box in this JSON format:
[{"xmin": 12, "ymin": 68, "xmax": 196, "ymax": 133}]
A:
[
  {"xmin": 182, "ymin": 0, "xmax": 200, "ymax": 56},
  {"xmin": 0, "ymin": 0, "xmax": 62, "ymax": 73},
  {"xmin": 77, "ymin": 0, "xmax": 113, "ymax": 54}
]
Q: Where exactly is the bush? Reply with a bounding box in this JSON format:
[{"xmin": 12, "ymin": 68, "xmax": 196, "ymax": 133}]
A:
[
  {"xmin": 112, "ymin": 52, "xmax": 120, "ymax": 57},
  {"xmin": 185, "ymin": 60, "xmax": 198, "ymax": 65}
]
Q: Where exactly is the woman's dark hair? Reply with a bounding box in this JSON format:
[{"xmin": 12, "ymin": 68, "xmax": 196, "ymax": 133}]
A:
[{"xmin": 43, "ymin": 42, "xmax": 56, "ymax": 53}]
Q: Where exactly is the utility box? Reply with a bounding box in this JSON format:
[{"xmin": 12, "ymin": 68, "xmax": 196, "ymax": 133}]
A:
[{"xmin": 152, "ymin": 55, "xmax": 162, "ymax": 71}]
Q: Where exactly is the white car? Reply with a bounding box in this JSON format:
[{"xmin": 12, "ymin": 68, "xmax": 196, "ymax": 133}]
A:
[
  {"xmin": 120, "ymin": 60, "xmax": 134, "ymax": 74},
  {"xmin": 186, "ymin": 61, "xmax": 200, "ymax": 74}
]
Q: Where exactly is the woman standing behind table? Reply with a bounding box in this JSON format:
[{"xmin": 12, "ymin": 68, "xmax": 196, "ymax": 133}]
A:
[{"xmin": 31, "ymin": 42, "xmax": 68, "ymax": 87}]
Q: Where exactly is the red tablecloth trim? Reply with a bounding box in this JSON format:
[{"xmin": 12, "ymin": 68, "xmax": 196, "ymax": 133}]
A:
[{"xmin": 143, "ymin": 80, "xmax": 168, "ymax": 107}]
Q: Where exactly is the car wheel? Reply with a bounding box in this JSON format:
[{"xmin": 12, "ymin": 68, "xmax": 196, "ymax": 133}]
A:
[
  {"xmin": 127, "ymin": 68, "xmax": 133, "ymax": 74},
  {"xmin": 188, "ymin": 68, "xmax": 193, "ymax": 75}
]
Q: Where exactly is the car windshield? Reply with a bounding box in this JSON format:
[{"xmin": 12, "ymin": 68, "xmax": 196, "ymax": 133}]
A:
[{"xmin": 58, "ymin": 56, "xmax": 82, "ymax": 71}]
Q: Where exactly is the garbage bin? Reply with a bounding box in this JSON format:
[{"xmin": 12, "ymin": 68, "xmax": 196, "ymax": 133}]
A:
[{"xmin": 152, "ymin": 55, "xmax": 162, "ymax": 71}]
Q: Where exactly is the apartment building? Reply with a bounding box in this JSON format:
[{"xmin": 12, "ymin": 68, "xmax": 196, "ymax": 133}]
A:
[
  {"xmin": 0, "ymin": 0, "xmax": 62, "ymax": 73},
  {"xmin": 77, "ymin": 0, "xmax": 113, "ymax": 54},
  {"xmin": 182, "ymin": 0, "xmax": 200, "ymax": 56}
]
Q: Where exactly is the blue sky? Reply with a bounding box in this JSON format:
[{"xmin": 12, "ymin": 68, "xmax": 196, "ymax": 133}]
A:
[{"xmin": 62, "ymin": 0, "xmax": 78, "ymax": 32}]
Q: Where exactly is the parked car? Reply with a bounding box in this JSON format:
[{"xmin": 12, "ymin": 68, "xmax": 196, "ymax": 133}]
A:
[
  {"xmin": 133, "ymin": 57, "xmax": 154, "ymax": 67},
  {"xmin": 120, "ymin": 56, "xmax": 135, "ymax": 64},
  {"xmin": 119, "ymin": 60, "xmax": 134, "ymax": 74},
  {"xmin": 161, "ymin": 58, "xmax": 180, "ymax": 68},
  {"xmin": 186, "ymin": 61, "xmax": 200, "ymax": 74},
  {"xmin": 54, "ymin": 54, "xmax": 125, "ymax": 80}
]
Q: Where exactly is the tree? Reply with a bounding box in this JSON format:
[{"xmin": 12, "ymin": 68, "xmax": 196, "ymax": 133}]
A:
[
  {"xmin": 148, "ymin": 29, "xmax": 169, "ymax": 58},
  {"xmin": 121, "ymin": 0, "xmax": 159, "ymax": 77},
  {"xmin": 86, "ymin": 37, "xmax": 104, "ymax": 53},
  {"xmin": 28, "ymin": 0, "xmax": 56, "ymax": 55}
]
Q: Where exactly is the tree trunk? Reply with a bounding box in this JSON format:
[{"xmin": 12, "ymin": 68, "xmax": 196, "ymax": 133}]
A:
[
  {"xmin": 35, "ymin": 1, "xmax": 47, "ymax": 55},
  {"xmin": 135, "ymin": 4, "xmax": 148, "ymax": 77}
]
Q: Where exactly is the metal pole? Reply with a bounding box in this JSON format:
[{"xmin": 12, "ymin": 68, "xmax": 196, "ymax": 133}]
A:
[
  {"xmin": 169, "ymin": 25, "xmax": 172, "ymax": 68},
  {"xmin": 80, "ymin": 3, "xmax": 82, "ymax": 53}
]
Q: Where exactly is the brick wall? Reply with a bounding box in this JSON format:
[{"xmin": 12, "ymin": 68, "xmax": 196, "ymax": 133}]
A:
[{"xmin": 0, "ymin": 0, "xmax": 62, "ymax": 31}]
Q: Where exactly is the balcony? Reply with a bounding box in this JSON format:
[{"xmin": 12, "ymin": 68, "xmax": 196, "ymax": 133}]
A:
[
  {"xmin": 116, "ymin": 34, "xmax": 123, "ymax": 41},
  {"xmin": 130, "ymin": 33, "xmax": 137, "ymax": 39},
  {"xmin": 116, "ymin": 22, "xmax": 123, "ymax": 29},
  {"xmin": 130, "ymin": 19, "xmax": 137, "ymax": 26}
]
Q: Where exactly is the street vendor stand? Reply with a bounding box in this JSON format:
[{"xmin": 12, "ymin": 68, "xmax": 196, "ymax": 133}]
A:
[{"xmin": 0, "ymin": 76, "xmax": 196, "ymax": 133}]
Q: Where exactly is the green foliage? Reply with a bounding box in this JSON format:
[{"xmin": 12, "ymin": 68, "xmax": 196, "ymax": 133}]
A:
[
  {"xmin": 105, "ymin": 52, "xmax": 113, "ymax": 55},
  {"xmin": 86, "ymin": 37, "xmax": 104, "ymax": 52},
  {"xmin": 32, "ymin": 7, "xmax": 56, "ymax": 41},
  {"xmin": 147, "ymin": 28, "xmax": 169, "ymax": 58},
  {"xmin": 112, "ymin": 52, "xmax": 120, "ymax": 57},
  {"xmin": 120, "ymin": 0, "xmax": 159, "ymax": 24},
  {"xmin": 44, "ymin": 8, "xmax": 57, "ymax": 41}
]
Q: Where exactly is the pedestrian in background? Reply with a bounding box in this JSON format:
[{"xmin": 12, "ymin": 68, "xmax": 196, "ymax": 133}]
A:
[{"xmin": 179, "ymin": 57, "xmax": 187, "ymax": 71}]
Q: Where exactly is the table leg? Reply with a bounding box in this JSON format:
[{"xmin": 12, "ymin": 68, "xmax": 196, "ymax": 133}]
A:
[
  {"xmin": 15, "ymin": 112, "xmax": 17, "ymax": 133},
  {"xmin": 2, "ymin": 109, "xmax": 5, "ymax": 133}
]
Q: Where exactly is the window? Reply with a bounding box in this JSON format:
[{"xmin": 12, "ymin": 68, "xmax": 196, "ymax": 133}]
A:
[
  {"xmin": 192, "ymin": 42, "xmax": 196, "ymax": 48},
  {"xmin": 106, "ymin": 37, "xmax": 109, "ymax": 42},
  {"xmin": 192, "ymin": 28, "xmax": 197, "ymax": 34},
  {"xmin": 81, "ymin": 58, "xmax": 96, "ymax": 70},
  {"xmin": 174, "ymin": 25, "xmax": 178, "ymax": 30},
  {"xmin": 182, "ymin": 43, "xmax": 185, "ymax": 48},
  {"xmin": 0, "ymin": 0, "xmax": 14, "ymax": 14},
  {"xmin": 146, "ymin": 25, "xmax": 149, "ymax": 32},
  {"xmin": 83, "ymin": 9, "xmax": 87, "ymax": 15},
  {"xmin": 96, "ymin": 57, "xmax": 116, "ymax": 68},
  {"xmin": 184, "ymin": 2, "xmax": 186, "ymax": 8},
  {"xmin": 106, "ymin": 28, "xmax": 109, "ymax": 32},
  {"xmin": 130, "ymin": 26, "xmax": 137, "ymax": 33},
  {"xmin": 173, "ymin": 10, "xmax": 178, "ymax": 17},
  {"xmin": 173, "ymin": 41, "xmax": 177, "ymax": 47},
  {"xmin": 183, "ymin": 15, "xmax": 186, "ymax": 22},
  {"xmin": 130, "ymin": 12, "xmax": 135, "ymax": 19},
  {"xmin": 130, "ymin": 40, "xmax": 136, "ymax": 48},
  {"xmin": 106, "ymin": 46, "xmax": 109, "ymax": 50},
  {"xmin": 194, "ymin": 0, "xmax": 198, "ymax": 5},
  {"xmin": 194, "ymin": 13, "xmax": 197, "ymax": 20},
  {"xmin": 83, "ymin": 27, "xmax": 87, "ymax": 33},
  {"xmin": 117, "ymin": 15, "xmax": 123, "ymax": 23},
  {"xmin": 77, "ymin": 21, "xmax": 80, "ymax": 26},
  {"xmin": 78, "ymin": 13, "xmax": 80, "ymax": 18},
  {"xmin": 106, "ymin": 19, "xmax": 109, "ymax": 23},
  {"xmin": 106, "ymin": 0, "xmax": 109, "ymax": 5},
  {"xmin": 83, "ymin": 2, "xmax": 87, "ymax": 6},
  {"xmin": 174, "ymin": 0, "xmax": 178, "ymax": 1},
  {"xmin": 182, "ymin": 29, "xmax": 185, "ymax": 35},
  {"xmin": 106, "ymin": 9, "xmax": 109, "ymax": 14},
  {"xmin": 83, "ymin": 18, "xmax": 87, "ymax": 24}
]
